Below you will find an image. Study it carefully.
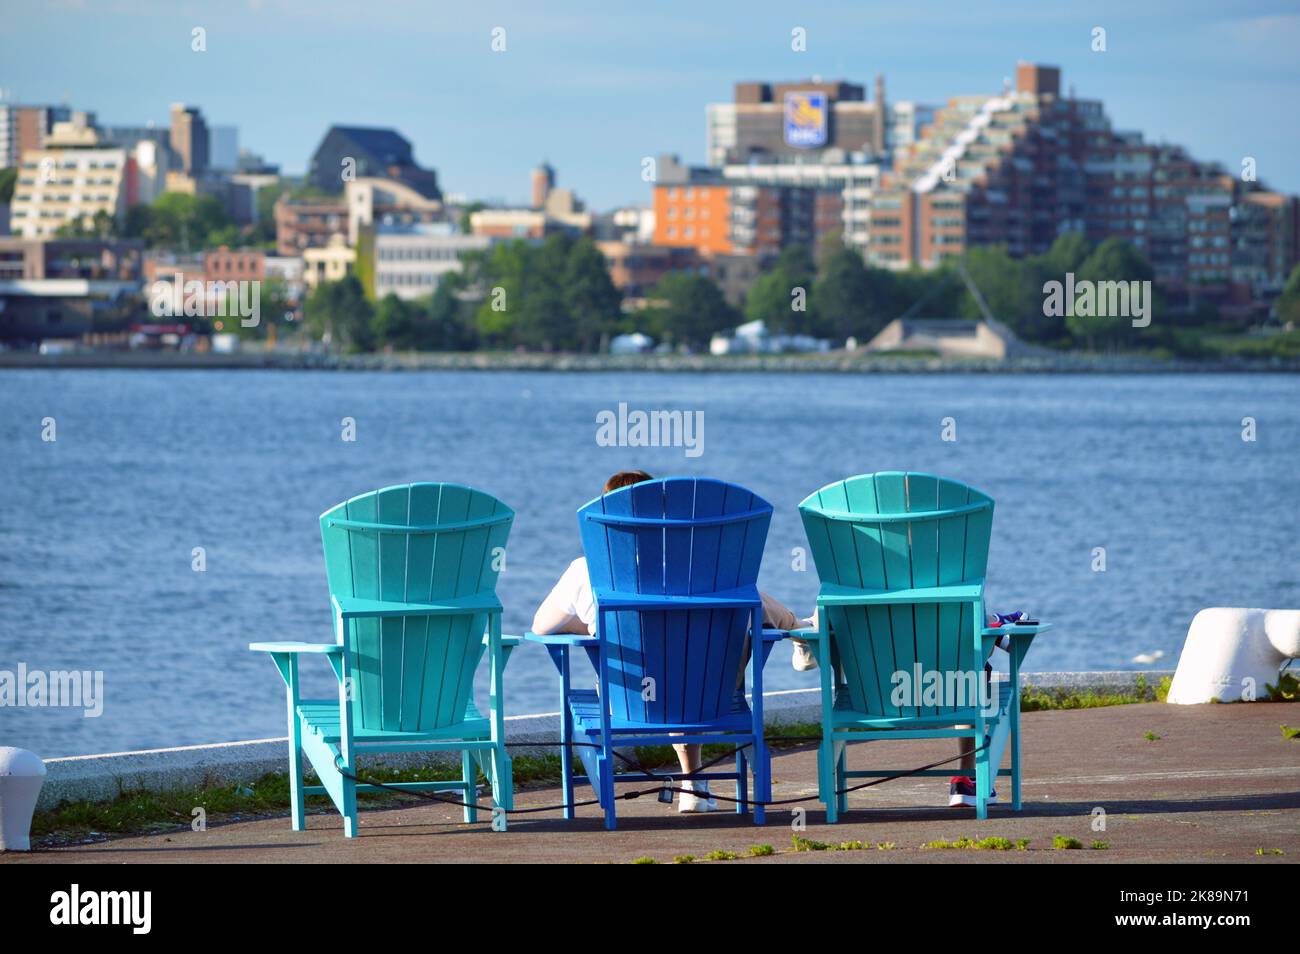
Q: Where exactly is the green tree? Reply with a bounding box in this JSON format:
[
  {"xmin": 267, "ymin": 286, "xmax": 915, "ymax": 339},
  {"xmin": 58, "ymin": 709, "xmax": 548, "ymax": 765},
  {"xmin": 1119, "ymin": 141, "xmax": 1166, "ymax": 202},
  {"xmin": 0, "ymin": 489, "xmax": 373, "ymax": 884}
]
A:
[
  {"xmin": 304, "ymin": 275, "xmax": 374, "ymax": 352},
  {"xmin": 811, "ymin": 247, "xmax": 904, "ymax": 342},
  {"xmin": 563, "ymin": 238, "xmax": 623, "ymax": 351},
  {"xmin": 0, "ymin": 167, "xmax": 18, "ymax": 204},
  {"xmin": 1068, "ymin": 238, "xmax": 1156, "ymax": 351},
  {"xmin": 1039, "ymin": 231, "xmax": 1093, "ymax": 277},
  {"xmin": 644, "ymin": 272, "xmax": 737, "ymax": 350},
  {"xmin": 1277, "ymin": 263, "xmax": 1300, "ymax": 327},
  {"xmin": 745, "ymin": 244, "xmax": 815, "ymax": 334},
  {"xmin": 372, "ymin": 293, "xmax": 419, "ymax": 349},
  {"xmin": 958, "ymin": 246, "xmax": 1035, "ymax": 330},
  {"xmin": 125, "ymin": 192, "xmax": 233, "ymax": 251},
  {"xmin": 422, "ymin": 272, "xmax": 478, "ymax": 350},
  {"xmin": 474, "ymin": 239, "xmax": 531, "ymax": 346}
]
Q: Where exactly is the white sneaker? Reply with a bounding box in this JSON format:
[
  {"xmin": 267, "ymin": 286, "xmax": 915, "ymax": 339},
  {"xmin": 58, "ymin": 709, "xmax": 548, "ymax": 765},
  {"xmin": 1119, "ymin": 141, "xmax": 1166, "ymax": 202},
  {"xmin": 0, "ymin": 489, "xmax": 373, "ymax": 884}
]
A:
[
  {"xmin": 678, "ymin": 780, "xmax": 718, "ymax": 813},
  {"xmin": 792, "ymin": 635, "xmax": 818, "ymax": 672}
]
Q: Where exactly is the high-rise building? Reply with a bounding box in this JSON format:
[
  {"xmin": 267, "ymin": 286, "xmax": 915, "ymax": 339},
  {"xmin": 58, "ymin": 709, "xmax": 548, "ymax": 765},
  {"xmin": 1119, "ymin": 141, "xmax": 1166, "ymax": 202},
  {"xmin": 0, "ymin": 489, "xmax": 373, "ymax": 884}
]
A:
[
  {"xmin": 531, "ymin": 162, "xmax": 555, "ymax": 209},
  {"xmin": 0, "ymin": 104, "xmax": 76, "ymax": 169},
  {"xmin": 209, "ymin": 125, "xmax": 239, "ymax": 171},
  {"xmin": 707, "ymin": 78, "xmax": 889, "ymax": 165},
  {"xmin": 665, "ymin": 77, "xmax": 931, "ymax": 256},
  {"xmin": 169, "ymin": 103, "xmax": 209, "ymax": 175}
]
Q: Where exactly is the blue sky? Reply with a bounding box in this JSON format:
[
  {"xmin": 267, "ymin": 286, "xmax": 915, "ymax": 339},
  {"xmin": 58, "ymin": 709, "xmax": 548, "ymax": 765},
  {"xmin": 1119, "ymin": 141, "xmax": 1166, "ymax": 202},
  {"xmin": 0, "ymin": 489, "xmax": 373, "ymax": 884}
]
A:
[{"xmin": 3, "ymin": 0, "xmax": 1297, "ymax": 209}]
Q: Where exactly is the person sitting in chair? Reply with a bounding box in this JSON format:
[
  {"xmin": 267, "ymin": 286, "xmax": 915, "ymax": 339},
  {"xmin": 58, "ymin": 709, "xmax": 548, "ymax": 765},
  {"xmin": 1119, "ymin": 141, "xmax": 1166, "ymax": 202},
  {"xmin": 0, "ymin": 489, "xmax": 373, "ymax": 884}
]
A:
[{"xmin": 531, "ymin": 469, "xmax": 815, "ymax": 813}]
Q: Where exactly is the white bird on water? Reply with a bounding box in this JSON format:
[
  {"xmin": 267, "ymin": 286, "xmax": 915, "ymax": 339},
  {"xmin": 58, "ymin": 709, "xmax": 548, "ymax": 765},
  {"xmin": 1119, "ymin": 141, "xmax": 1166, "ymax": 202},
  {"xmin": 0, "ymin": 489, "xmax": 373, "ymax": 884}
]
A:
[{"xmin": 1131, "ymin": 650, "xmax": 1165, "ymax": 665}]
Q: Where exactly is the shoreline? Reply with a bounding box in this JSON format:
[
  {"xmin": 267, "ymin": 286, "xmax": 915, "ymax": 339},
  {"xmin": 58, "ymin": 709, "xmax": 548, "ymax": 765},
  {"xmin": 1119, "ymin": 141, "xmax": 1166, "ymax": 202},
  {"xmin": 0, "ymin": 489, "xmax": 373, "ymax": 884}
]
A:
[{"xmin": 1, "ymin": 350, "xmax": 1298, "ymax": 373}]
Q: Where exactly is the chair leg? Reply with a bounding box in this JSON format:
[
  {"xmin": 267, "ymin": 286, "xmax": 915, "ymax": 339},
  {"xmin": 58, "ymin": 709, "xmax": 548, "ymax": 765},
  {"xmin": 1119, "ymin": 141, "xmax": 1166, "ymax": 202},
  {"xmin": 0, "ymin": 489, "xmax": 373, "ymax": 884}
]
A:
[
  {"xmin": 835, "ymin": 740, "xmax": 848, "ymax": 817},
  {"xmin": 819, "ymin": 736, "xmax": 838, "ymax": 824},
  {"xmin": 340, "ymin": 773, "xmax": 358, "ymax": 837},
  {"xmin": 974, "ymin": 731, "xmax": 990, "ymax": 821},
  {"xmin": 735, "ymin": 748, "xmax": 749, "ymax": 816},
  {"xmin": 753, "ymin": 743, "xmax": 768, "ymax": 826},
  {"xmin": 461, "ymin": 750, "xmax": 478, "ymax": 824},
  {"xmin": 1011, "ymin": 708, "xmax": 1023, "ymax": 811},
  {"xmin": 494, "ymin": 746, "xmax": 514, "ymax": 812},
  {"xmin": 488, "ymin": 745, "xmax": 513, "ymax": 832},
  {"xmin": 288, "ymin": 732, "xmax": 305, "ymax": 832},
  {"xmin": 599, "ymin": 756, "xmax": 617, "ymax": 830}
]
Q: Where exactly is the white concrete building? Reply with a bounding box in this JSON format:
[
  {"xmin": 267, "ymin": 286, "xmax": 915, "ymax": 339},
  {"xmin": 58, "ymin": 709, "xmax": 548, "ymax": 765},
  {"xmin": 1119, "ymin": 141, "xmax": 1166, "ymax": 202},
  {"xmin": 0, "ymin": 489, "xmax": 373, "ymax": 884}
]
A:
[{"xmin": 372, "ymin": 222, "xmax": 490, "ymax": 300}]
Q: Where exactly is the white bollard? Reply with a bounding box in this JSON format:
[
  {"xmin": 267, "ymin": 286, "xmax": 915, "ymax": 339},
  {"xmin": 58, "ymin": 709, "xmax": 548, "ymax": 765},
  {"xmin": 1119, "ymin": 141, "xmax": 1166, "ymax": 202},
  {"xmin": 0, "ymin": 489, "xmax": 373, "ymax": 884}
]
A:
[
  {"xmin": 1167, "ymin": 608, "xmax": 1300, "ymax": 705},
  {"xmin": 0, "ymin": 747, "xmax": 47, "ymax": 851}
]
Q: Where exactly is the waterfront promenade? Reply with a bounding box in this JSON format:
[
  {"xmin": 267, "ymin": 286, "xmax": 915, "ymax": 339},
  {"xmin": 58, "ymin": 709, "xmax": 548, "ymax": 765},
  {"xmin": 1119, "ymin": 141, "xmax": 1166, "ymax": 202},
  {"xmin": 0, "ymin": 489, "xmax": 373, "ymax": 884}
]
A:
[{"xmin": 9, "ymin": 702, "xmax": 1297, "ymax": 865}]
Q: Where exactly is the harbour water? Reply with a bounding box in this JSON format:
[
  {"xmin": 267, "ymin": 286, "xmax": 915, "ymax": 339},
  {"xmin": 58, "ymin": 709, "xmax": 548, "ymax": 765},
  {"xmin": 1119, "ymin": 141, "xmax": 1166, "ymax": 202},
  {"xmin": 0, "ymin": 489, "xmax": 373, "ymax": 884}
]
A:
[{"xmin": 1, "ymin": 369, "xmax": 1296, "ymax": 756}]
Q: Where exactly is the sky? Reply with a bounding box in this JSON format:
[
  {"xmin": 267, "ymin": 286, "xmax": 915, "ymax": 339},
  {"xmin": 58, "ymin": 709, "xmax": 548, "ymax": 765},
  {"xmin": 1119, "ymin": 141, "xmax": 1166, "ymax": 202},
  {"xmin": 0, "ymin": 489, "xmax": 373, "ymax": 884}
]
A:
[{"xmin": 2, "ymin": 0, "xmax": 1298, "ymax": 210}]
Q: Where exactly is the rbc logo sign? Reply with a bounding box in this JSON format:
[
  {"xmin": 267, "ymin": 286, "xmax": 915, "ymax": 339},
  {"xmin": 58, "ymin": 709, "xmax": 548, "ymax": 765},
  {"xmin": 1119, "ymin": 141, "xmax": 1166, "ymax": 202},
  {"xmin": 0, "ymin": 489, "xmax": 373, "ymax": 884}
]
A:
[{"xmin": 784, "ymin": 91, "xmax": 827, "ymax": 148}]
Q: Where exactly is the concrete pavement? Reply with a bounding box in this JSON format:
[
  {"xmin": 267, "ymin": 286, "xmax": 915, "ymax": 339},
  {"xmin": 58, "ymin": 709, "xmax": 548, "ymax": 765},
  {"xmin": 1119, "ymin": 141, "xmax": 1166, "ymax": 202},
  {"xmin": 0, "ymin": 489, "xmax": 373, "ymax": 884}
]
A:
[{"xmin": 7, "ymin": 702, "xmax": 1298, "ymax": 864}]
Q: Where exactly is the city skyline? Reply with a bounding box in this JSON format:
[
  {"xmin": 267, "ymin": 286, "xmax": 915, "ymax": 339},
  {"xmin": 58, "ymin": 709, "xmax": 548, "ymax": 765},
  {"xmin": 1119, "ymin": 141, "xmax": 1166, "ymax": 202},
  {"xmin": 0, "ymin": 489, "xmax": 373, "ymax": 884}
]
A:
[{"xmin": 2, "ymin": 0, "xmax": 1298, "ymax": 209}]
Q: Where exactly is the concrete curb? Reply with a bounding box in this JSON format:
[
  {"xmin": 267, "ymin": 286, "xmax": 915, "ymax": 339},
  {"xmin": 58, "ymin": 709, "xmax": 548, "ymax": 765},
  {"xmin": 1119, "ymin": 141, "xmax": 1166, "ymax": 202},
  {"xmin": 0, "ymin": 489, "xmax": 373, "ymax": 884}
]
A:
[{"xmin": 35, "ymin": 671, "xmax": 1172, "ymax": 811}]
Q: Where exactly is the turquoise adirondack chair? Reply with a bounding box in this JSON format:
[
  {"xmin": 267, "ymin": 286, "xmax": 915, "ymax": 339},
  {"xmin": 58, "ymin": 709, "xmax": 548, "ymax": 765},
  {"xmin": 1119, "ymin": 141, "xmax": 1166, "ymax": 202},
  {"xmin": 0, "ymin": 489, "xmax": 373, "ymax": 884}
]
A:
[
  {"xmin": 250, "ymin": 482, "xmax": 517, "ymax": 837},
  {"xmin": 795, "ymin": 473, "xmax": 1048, "ymax": 821},
  {"xmin": 526, "ymin": 477, "xmax": 782, "ymax": 830}
]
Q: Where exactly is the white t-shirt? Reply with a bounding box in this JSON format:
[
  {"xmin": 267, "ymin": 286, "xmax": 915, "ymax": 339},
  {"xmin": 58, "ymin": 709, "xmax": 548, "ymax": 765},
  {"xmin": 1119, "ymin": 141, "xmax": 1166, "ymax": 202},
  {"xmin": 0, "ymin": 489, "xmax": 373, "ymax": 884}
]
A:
[{"xmin": 540, "ymin": 557, "xmax": 597, "ymax": 634}]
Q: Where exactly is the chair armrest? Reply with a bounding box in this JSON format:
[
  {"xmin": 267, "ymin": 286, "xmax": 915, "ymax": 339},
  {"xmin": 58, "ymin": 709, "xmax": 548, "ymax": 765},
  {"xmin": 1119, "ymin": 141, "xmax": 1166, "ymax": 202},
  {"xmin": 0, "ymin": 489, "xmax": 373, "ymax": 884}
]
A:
[
  {"xmin": 249, "ymin": 641, "xmax": 342, "ymax": 654},
  {"xmin": 982, "ymin": 623, "xmax": 1052, "ymax": 638},
  {"xmin": 523, "ymin": 630, "xmax": 598, "ymax": 647},
  {"xmin": 490, "ymin": 633, "xmax": 523, "ymax": 648},
  {"xmin": 788, "ymin": 626, "xmax": 821, "ymax": 641},
  {"xmin": 761, "ymin": 627, "xmax": 790, "ymax": 642}
]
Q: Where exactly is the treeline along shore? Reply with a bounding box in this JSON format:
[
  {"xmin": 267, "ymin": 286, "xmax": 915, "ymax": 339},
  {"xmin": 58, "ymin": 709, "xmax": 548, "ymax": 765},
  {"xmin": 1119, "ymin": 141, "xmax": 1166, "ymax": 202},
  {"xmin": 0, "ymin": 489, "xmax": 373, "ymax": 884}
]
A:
[{"xmin": 2, "ymin": 349, "xmax": 1299, "ymax": 374}]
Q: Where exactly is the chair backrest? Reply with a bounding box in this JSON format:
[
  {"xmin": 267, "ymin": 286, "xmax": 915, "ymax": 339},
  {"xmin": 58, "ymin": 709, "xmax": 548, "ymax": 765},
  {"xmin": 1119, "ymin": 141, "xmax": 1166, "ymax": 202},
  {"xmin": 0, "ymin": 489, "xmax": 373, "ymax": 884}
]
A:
[
  {"xmin": 578, "ymin": 477, "xmax": 772, "ymax": 725},
  {"xmin": 320, "ymin": 482, "xmax": 512, "ymax": 734},
  {"xmin": 798, "ymin": 472, "xmax": 993, "ymax": 718}
]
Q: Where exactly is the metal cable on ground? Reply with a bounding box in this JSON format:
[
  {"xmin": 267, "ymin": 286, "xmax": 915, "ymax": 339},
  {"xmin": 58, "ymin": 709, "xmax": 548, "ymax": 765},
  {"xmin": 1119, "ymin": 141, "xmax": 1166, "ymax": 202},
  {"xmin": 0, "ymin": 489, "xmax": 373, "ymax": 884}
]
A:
[{"xmin": 331, "ymin": 737, "xmax": 990, "ymax": 815}]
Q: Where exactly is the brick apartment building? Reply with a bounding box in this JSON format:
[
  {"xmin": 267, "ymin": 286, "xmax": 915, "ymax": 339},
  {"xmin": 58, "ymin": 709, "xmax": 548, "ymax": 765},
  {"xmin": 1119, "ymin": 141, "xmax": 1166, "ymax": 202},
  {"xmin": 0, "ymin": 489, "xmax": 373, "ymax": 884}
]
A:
[
  {"xmin": 868, "ymin": 62, "xmax": 1300, "ymax": 309},
  {"xmin": 652, "ymin": 156, "xmax": 844, "ymax": 259},
  {"xmin": 274, "ymin": 196, "xmax": 347, "ymax": 255}
]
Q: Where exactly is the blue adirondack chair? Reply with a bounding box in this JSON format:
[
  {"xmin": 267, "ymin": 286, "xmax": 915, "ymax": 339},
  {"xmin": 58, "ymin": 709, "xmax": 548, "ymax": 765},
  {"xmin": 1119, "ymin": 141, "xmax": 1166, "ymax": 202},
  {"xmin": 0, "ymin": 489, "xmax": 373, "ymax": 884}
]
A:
[
  {"xmin": 795, "ymin": 472, "xmax": 1048, "ymax": 821},
  {"xmin": 526, "ymin": 477, "xmax": 782, "ymax": 830},
  {"xmin": 250, "ymin": 482, "xmax": 517, "ymax": 837}
]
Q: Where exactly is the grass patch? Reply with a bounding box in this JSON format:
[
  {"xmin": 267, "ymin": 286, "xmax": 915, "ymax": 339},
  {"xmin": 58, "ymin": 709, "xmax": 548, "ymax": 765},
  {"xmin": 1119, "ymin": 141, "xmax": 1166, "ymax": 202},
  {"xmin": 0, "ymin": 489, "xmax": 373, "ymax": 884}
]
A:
[
  {"xmin": 1255, "ymin": 847, "xmax": 1284, "ymax": 856},
  {"xmin": 703, "ymin": 849, "xmax": 739, "ymax": 861},
  {"xmin": 673, "ymin": 854, "xmax": 695, "ymax": 864},
  {"xmin": 1053, "ymin": 835, "xmax": 1084, "ymax": 850},
  {"xmin": 1265, "ymin": 672, "xmax": 1299, "ymax": 702},
  {"xmin": 1091, "ymin": 840, "xmax": 1109, "ymax": 850},
  {"xmin": 748, "ymin": 844, "xmax": 774, "ymax": 856},
  {"xmin": 1020, "ymin": 674, "xmax": 1171, "ymax": 712},
  {"xmin": 921, "ymin": 836, "xmax": 1017, "ymax": 851},
  {"xmin": 1016, "ymin": 838, "xmax": 1031, "ymax": 850},
  {"xmin": 32, "ymin": 754, "xmax": 570, "ymax": 846},
  {"xmin": 792, "ymin": 834, "xmax": 832, "ymax": 851},
  {"xmin": 1282, "ymin": 724, "xmax": 1299, "ymax": 741},
  {"xmin": 631, "ymin": 856, "xmax": 658, "ymax": 865},
  {"xmin": 1144, "ymin": 730, "xmax": 1161, "ymax": 741}
]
